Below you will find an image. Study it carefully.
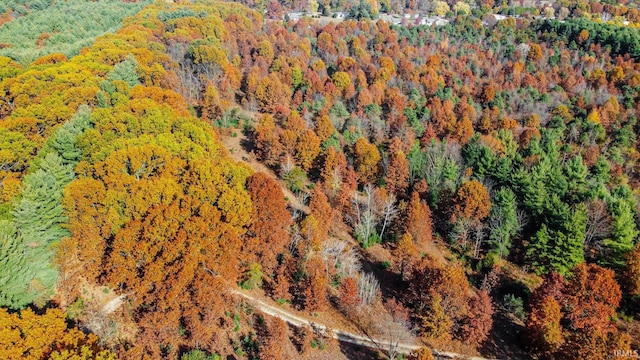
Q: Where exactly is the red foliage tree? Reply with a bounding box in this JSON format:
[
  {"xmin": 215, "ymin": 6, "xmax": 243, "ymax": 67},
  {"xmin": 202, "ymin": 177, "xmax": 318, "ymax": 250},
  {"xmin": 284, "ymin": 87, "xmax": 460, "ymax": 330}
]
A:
[
  {"xmin": 266, "ymin": 0, "xmax": 284, "ymax": 20},
  {"xmin": 260, "ymin": 318, "xmax": 288, "ymax": 360},
  {"xmin": 561, "ymin": 263, "xmax": 621, "ymax": 332},
  {"xmin": 458, "ymin": 290, "xmax": 494, "ymax": 346},
  {"xmin": 339, "ymin": 276, "xmax": 360, "ymax": 310}
]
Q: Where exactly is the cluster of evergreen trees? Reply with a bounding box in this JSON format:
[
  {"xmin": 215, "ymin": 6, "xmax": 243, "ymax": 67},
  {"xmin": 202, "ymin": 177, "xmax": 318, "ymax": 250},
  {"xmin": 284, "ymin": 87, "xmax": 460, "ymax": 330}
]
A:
[
  {"xmin": 0, "ymin": 106, "xmax": 91, "ymax": 308},
  {"xmin": 462, "ymin": 128, "xmax": 637, "ymax": 274},
  {"xmin": 536, "ymin": 18, "xmax": 640, "ymax": 60}
]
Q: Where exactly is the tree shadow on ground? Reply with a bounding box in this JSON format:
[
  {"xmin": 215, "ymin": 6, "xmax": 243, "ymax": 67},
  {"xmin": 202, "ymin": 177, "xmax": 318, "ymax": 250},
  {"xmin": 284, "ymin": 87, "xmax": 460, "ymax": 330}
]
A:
[
  {"xmin": 480, "ymin": 309, "xmax": 529, "ymax": 360},
  {"xmin": 356, "ymin": 246, "xmax": 408, "ymax": 301},
  {"xmin": 338, "ymin": 339, "xmax": 383, "ymax": 360}
]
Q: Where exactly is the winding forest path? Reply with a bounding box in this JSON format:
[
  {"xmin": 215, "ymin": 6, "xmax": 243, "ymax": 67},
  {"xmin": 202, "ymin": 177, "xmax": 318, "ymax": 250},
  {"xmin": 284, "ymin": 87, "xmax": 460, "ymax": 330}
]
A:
[
  {"xmin": 220, "ymin": 131, "xmax": 309, "ymax": 214},
  {"xmin": 230, "ymin": 288, "xmax": 494, "ymax": 360}
]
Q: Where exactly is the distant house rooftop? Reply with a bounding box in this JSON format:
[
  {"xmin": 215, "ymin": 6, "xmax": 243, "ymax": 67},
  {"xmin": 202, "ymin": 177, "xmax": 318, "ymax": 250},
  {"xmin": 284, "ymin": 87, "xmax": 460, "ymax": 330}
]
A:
[{"xmin": 419, "ymin": 16, "xmax": 449, "ymax": 26}]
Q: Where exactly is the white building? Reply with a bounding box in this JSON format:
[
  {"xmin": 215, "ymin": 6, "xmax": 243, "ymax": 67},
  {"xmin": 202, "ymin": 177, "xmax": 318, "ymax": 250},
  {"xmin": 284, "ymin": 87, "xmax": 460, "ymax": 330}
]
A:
[{"xmin": 286, "ymin": 12, "xmax": 305, "ymax": 21}]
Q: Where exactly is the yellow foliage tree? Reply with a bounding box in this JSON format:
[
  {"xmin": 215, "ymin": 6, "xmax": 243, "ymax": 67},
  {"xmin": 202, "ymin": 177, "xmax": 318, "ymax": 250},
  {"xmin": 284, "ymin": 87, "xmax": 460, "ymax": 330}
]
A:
[
  {"xmin": 353, "ymin": 137, "xmax": 381, "ymax": 183},
  {"xmin": 0, "ymin": 308, "xmax": 115, "ymax": 360},
  {"xmin": 432, "ymin": 1, "xmax": 450, "ymax": 16},
  {"xmin": 332, "ymin": 71, "xmax": 351, "ymax": 92},
  {"xmin": 295, "ymin": 130, "xmax": 321, "ymax": 171},
  {"xmin": 453, "ymin": 1, "xmax": 471, "ymax": 15},
  {"xmin": 586, "ymin": 109, "xmax": 601, "ymax": 124}
]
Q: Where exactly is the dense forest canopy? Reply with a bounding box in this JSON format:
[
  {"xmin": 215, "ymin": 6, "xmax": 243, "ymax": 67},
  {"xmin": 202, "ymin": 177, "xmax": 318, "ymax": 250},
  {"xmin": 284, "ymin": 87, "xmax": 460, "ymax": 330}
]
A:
[{"xmin": 1, "ymin": 0, "xmax": 640, "ymax": 359}]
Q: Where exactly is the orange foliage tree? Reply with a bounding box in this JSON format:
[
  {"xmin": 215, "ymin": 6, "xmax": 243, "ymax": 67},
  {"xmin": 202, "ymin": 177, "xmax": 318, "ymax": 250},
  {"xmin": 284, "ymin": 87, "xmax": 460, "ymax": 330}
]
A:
[
  {"xmin": 561, "ymin": 263, "xmax": 621, "ymax": 332},
  {"xmin": 339, "ymin": 276, "xmax": 361, "ymax": 310},
  {"xmin": 254, "ymin": 114, "xmax": 284, "ymax": 166},
  {"xmin": 405, "ymin": 191, "xmax": 433, "ymax": 245},
  {"xmin": 309, "ymin": 185, "xmax": 333, "ymax": 241},
  {"xmin": 453, "ymin": 180, "xmax": 491, "ymax": 224},
  {"xmin": 254, "ymin": 73, "xmax": 292, "ymax": 113},
  {"xmin": 526, "ymin": 294, "xmax": 564, "ymax": 355},
  {"xmin": 394, "ymin": 232, "xmax": 419, "ymax": 279},
  {"xmin": 304, "ymin": 256, "xmax": 329, "ymax": 312},
  {"xmin": 246, "ymin": 172, "xmax": 292, "ymax": 273},
  {"xmin": 385, "ymin": 137, "xmax": 410, "ymax": 197},
  {"xmin": 315, "ymin": 114, "xmax": 336, "ymax": 143},
  {"xmin": 409, "ymin": 257, "xmax": 472, "ymax": 339}
]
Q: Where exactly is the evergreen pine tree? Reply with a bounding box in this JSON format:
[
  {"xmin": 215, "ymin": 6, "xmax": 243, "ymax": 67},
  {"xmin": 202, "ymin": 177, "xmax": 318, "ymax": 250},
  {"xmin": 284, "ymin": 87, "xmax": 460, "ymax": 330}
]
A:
[
  {"xmin": 564, "ymin": 155, "xmax": 589, "ymax": 203},
  {"xmin": 527, "ymin": 196, "xmax": 586, "ymax": 275},
  {"xmin": 603, "ymin": 196, "xmax": 639, "ymax": 268},
  {"xmin": 488, "ymin": 188, "xmax": 518, "ymax": 259},
  {"xmin": 107, "ymin": 54, "xmax": 139, "ymax": 87}
]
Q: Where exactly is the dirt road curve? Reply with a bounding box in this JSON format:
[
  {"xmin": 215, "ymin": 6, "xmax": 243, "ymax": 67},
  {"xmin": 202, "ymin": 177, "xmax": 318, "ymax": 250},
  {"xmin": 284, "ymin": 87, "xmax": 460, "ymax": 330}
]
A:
[{"xmin": 230, "ymin": 289, "xmax": 495, "ymax": 360}]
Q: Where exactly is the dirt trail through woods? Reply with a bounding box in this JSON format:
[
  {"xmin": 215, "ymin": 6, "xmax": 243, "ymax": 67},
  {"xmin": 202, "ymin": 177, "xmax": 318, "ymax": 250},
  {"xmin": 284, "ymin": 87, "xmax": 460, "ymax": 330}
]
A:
[
  {"xmin": 221, "ymin": 131, "xmax": 309, "ymax": 214},
  {"xmin": 230, "ymin": 288, "xmax": 495, "ymax": 360},
  {"xmin": 218, "ymin": 128, "xmax": 493, "ymax": 360}
]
